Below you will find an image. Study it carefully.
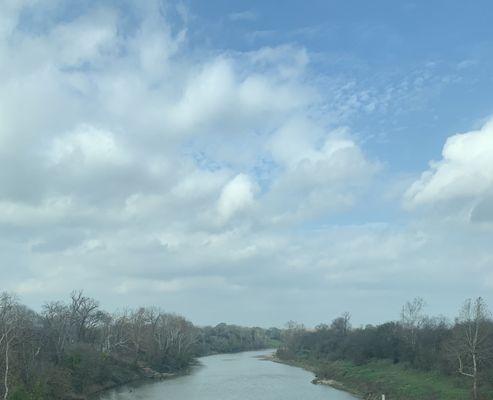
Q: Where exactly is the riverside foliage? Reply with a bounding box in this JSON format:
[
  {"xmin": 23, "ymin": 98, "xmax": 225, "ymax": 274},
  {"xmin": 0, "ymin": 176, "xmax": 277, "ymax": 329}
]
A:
[
  {"xmin": 276, "ymin": 297, "xmax": 493, "ymax": 400},
  {"xmin": 0, "ymin": 291, "xmax": 276, "ymax": 400}
]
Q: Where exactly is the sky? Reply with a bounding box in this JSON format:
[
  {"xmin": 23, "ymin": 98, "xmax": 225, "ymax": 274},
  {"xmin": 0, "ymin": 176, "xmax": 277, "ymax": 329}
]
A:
[{"xmin": 1, "ymin": 0, "xmax": 493, "ymax": 328}]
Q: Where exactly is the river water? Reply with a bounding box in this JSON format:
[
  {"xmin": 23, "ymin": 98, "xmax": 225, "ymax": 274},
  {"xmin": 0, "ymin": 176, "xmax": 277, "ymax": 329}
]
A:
[{"xmin": 99, "ymin": 350, "xmax": 357, "ymax": 400}]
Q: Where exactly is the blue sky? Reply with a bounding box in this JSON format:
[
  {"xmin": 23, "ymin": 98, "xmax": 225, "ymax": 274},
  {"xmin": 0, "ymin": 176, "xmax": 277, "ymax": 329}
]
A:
[
  {"xmin": 1, "ymin": 0, "xmax": 492, "ymax": 327},
  {"xmin": 185, "ymin": 0, "xmax": 493, "ymax": 171}
]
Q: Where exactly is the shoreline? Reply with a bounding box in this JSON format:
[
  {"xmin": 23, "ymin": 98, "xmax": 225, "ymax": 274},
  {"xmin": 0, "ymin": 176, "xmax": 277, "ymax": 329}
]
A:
[
  {"xmin": 88, "ymin": 364, "xmax": 193, "ymax": 400},
  {"xmin": 258, "ymin": 353, "xmax": 364, "ymax": 399},
  {"xmin": 92, "ymin": 349, "xmax": 273, "ymax": 399},
  {"xmin": 95, "ymin": 350, "xmax": 409, "ymax": 400},
  {"xmin": 94, "ymin": 350, "xmax": 361, "ymax": 399},
  {"xmin": 263, "ymin": 353, "xmax": 485, "ymax": 400}
]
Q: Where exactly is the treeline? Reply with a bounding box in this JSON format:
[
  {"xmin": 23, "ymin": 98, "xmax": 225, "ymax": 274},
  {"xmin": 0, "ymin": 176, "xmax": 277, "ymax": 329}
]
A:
[
  {"xmin": 0, "ymin": 291, "xmax": 276, "ymax": 400},
  {"xmin": 196, "ymin": 323, "xmax": 281, "ymax": 355},
  {"xmin": 277, "ymin": 297, "xmax": 493, "ymax": 400}
]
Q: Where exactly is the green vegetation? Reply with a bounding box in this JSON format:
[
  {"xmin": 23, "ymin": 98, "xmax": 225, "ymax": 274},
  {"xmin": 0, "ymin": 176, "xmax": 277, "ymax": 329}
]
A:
[
  {"xmin": 0, "ymin": 291, "xmax": 278, "ymax": 399},
  {"xmin": 196, "ymin": 324, "xmax": 281, "ymax": 355},
  {"xmin": 326, "ymin": 360, "xmax": 469, "ymax": 400},
  {"xmin": 296, "ymin": 357, "xmax": 474, "ymax": 400},
  {"xmin": 277, "ymin": 298, "xmax": 493, "ymax": 400},
  {"xmin": 3, "ymin": 289, "xmax": 492, "ymax": 400}
]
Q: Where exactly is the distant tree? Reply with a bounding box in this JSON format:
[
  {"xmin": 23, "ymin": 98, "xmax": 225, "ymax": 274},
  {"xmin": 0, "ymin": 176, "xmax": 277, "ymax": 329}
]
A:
[
  {"xmin": 400, "ymin": 297, "xmax": 426, "ymax": 350},
  {"xmin": 69, "ymin": 290, "xmax": 102, "ymax": 343},
  {"xmin": 0, "ymin": 291, "xmax": 213, "ymax": 399},
  {"xmin": 0, "ymin": 293, "xmax": 19, "ymax": 400},
  {"xmin": 448, "ymin": 297, "xmax": 492, "ymax": 400},
  {"xmin": 315, "ymin": 323, "xmax": 329, "ymax": 331},
  {"xmin": 415, "ymin": 315, "xmax": 451, "ymax": 371},
  {"xmin": 331, "ymin": 312, "xmax": 351, "ymax": 337},
  {"xmin": 42, "ymin": 301, "xmax": 71, "ymax": 364},
  {"xmin": 278, "ymin": 321, "xmax": 305, "ymax": 359}
]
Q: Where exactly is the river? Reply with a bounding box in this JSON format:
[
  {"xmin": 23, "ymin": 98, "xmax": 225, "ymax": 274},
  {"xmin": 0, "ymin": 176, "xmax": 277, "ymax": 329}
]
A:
[{"xmin": 99, "ymin": 350, "xmax": 357, "ymax": 400}]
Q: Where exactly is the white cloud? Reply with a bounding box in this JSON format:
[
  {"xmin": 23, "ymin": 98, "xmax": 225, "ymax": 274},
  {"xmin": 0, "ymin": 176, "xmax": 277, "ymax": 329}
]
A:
[
  {"xmin": 168, "ymin": 57, "xmax": 309, "ymax": 136},
  {"xmin": 217, "ymin": 174, "xmax": 257, "ymax": 222},
  {"xmin": 49, "ymin": 8, "xmax": 119, "ymax": 67},
  {"xmin": 6, "ymin": 0, "xmax": 489, "ymax": 327},
  {"xmin": 265, "ymin": 119, "xmax": 379, "ymax": 222},
  {"xmin": 115, "ymin": 276, "xmax": 243, "ymax": 295},
  {"xmin": 0, "ymin": 196, "xmax": 74, "ymax": 227},
  {"xmin": 404, "ymin": 118, "xmax": 493, "ymax": 214},
  {"xmin": 50, "ymin": 125, "xmax": 129, "ymax": 166}
]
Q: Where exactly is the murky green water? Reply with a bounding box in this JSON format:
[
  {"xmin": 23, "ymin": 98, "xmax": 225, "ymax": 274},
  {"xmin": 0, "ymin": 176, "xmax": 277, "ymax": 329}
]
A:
[{"xmin": 99, "ymin": 350, "xmax": 357, "ymax": 400}]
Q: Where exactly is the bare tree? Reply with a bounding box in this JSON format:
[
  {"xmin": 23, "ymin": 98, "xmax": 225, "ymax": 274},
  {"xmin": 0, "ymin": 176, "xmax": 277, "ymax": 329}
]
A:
[
  {"xmin": 42, "ymin": 301, "xmax": 71, "ymax": 364},
  {"xmin": 0, "ymin": 293, "xmax": 19, "ymax": 400},
  {"xmin": 0, "ymin": 291, "xmax": 200, "ymax": 398},
  {"xmin": 401, "ymin": 297, "xmax": 426, "ymax": 349},
  {"xmin": 107, "ymin": 311, "xmax": 132, "ymax": 353},
  {"xmin": 69, "ymin": 290, "xmax": 101, "ymax": 343},
  {"xmin": 448, "ymin": 297, "xmax": 492, "ymax": 400},
  {"xmin": 128, "ymin": 307, "xmax": 149, "ymax": 361},
  {"xmin": 331, "ymin": 312, "xmax": 352, "ymax": 337},
  {"xmin": 280, "ymin": 321, "xmax": 305, "ymax": 356}
]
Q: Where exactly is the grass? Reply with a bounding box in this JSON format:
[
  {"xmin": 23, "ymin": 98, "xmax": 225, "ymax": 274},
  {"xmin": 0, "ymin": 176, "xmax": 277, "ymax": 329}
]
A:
[
  {"xmin": 286, "ymin": 357, "xmax": 493, "ymax": 400},
  {"xmin": 267, "ymin": 339, "xmax": 282, "ymax": 349}
]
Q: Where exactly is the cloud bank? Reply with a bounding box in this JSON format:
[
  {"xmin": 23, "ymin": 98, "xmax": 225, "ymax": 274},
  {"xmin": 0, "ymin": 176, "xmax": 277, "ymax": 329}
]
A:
[{"xmin": 0, "ymin": 0, "xmax": 491, "ymax": 326}]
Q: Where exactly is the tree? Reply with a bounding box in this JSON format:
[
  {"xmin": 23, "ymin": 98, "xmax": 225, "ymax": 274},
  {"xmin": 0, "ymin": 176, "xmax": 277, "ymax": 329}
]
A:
[
  {"xmin": 0, "ymin": 291, "xmax": 206, "ymax": 399},
  {"xmin": 331, "ymin": 312, "xmax": 351, "ymax": 337},
  {"xmin": 448, "ymin": 297, "xmax": 492, "ymax": 400},
  {"xmin": 0, "ymin": 293, "xmax": 19, "ymax": 400},
  {"xmin": 42, "ymin": 301, "xmax": 71, "ymax": 364},
  {"xmin": 400, "ymin": 297, "xmax": 425, "ymax": 350},
  {"xmin": 69, "ymin": 291, "xmax": 102, "ymax": 343},
  {"xmin": 278, "ymin": 321, "xmax": 305, "ymax": 359}
]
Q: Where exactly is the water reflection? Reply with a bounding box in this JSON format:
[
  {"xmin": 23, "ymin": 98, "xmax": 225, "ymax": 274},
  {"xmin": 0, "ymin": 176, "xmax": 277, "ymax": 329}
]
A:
[{"xmin": 100, "ymin": 350, "xmax": 356, "ymax": 400}]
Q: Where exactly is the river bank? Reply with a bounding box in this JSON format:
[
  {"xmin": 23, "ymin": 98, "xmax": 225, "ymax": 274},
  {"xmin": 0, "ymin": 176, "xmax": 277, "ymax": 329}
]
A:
[
  {"xmin": 259, "ymin": 353, "xmax": 364, "ymax": 398},
  {"xmin": 266, "ymin": 353, "xmax": 480, "ymax": 400},
  {"xmin": 82, "ymin": 362, "xmax": 179, "ymax": 400},
  {"xmin": 89, "ymin": 347, "xmax": 274, "ymax": 400},
  {"xmin": 97, "ymin": 350, "xmax": 357, "ymax": 400}
]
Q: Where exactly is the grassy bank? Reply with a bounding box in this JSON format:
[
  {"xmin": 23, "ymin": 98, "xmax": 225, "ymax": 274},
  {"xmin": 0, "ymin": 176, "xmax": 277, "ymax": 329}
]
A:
[
  {"xmin": 276, "ymin": 356, "xmax": 493, "ymax": 400},
  {"xmin": 316, "ymin": 359, "xmax": 470, "ymax": 400}
]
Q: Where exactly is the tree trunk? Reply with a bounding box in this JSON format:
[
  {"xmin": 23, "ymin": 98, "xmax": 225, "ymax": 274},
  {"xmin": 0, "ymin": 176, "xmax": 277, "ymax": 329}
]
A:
[
  {"xmin": 472, "ymin": 353, "xmax": 477, "ymax": 400},
  {"xmin": 4, "ymin": 338, "xmax": 10, "ymax": 400}
]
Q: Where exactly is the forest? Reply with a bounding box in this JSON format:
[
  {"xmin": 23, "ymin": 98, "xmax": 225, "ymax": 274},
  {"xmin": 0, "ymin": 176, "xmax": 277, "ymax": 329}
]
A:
[
  {"xmin": 277, "ymin": 297, "xmax": 493, "ymax": 400},
  {"xmin": 2, "ymin": 291, "xmax": 492, "ymax": 400},
  {"xmin": 0, "ymin": 291, "xmax": 276, "ymax": 400}
]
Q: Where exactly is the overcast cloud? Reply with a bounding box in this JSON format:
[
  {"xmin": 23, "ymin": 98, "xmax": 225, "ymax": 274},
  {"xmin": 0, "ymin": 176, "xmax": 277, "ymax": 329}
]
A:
[{"xmin": 0, "ymin": 0, "xmax": 492, "ymax": 327}]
